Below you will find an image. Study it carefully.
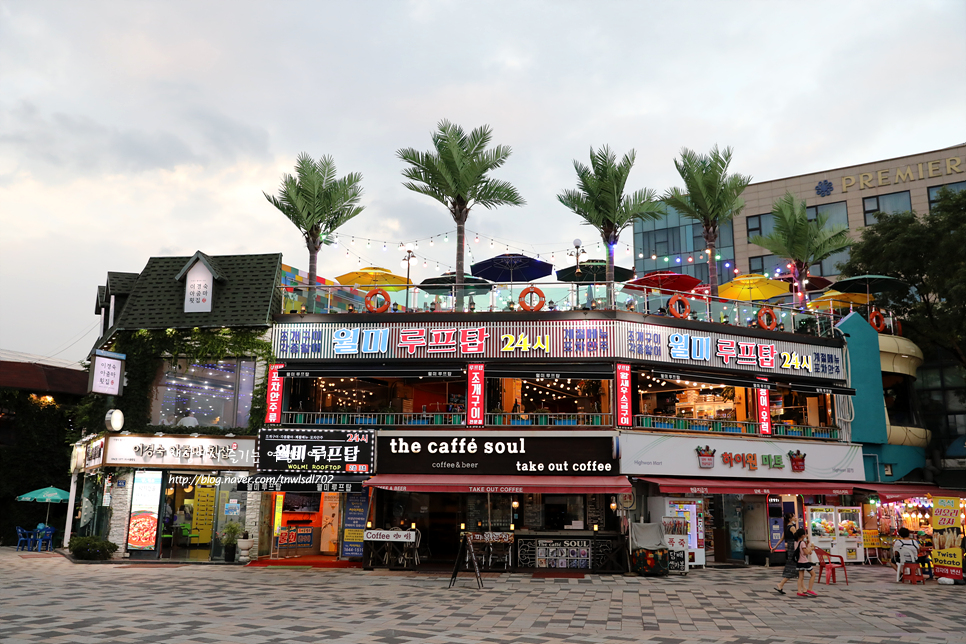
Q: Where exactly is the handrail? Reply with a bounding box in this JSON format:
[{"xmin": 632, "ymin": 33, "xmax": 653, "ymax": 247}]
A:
[
  {"xmin": 633, "ymin": 414, "xmax": 840, "ymax": 440},
  {"xmin": 279, "ymin": 410, "xmax": 612, "ymax": 427}
]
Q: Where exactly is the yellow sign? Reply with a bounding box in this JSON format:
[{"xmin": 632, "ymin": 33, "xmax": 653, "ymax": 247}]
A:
[
  {"xmin": 862, "ymin": 530, "xmax": 880, "ymax": 548},
  {"xmin": 343, "ymin": 528, "xmax": 364, "ymax": 542},
  {"xmin": 273, "ymin": 493, "xmax": 285, "ymax": 537},
  {"xmin": 932, "ymin": 497, "xmax": 959, "ymax": 530},
  {"xmin": 840, "ymin": 156, "xmax": 963, "ymax": 192},
  {"xmin": 933, "ymin": 548, "xmax": 963, "ymax": 580}
]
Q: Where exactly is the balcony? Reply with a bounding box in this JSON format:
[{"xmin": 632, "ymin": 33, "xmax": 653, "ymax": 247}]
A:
[
  {"xmin": 280, "ymin": 411, "xmax": 611, "ymax": 427},
  {"xmin": 633, "ymin": 414, "xmax": 840, "ymax": 440}
]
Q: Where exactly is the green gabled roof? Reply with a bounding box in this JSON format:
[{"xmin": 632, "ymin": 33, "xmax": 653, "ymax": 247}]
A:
[
  {"xmin": 174, "ymin": 251, "xmax": 228, "ymax": 283},
  {"xmin": 111, "ymin": 253, "xmax": 282, "ymax": 331},
  {"xmin": 107, "ymin": 271, "xmax": 140, "ymax": 296},
  {"xmin": 95, "ymin": 285, "xmax": 106, "ymax": 313}
]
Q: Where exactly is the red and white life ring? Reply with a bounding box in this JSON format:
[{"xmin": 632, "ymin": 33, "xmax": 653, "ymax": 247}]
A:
[
  {"xmin": 518, "ymin": 285, "xmax": 546, "ymax": 312},
  {"xmin": 869, "ymin": 310, "xmax": 886, "ymax": 333},
  {"xmin": 757, "ymin": 307, "xmax": 778, "ymax": 331},
  {"xmin": 364, "ymin": 288, "xmax": 391, "ymax": 313},
  {"xmin": 668, "ymin": 293, "xmax": 690, "ymax": 319}
]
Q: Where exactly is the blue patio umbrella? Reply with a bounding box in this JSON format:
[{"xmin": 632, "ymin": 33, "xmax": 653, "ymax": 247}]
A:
[{"xmin": 17, "ymin": 486, "xmax": 70, "ymax": 524}]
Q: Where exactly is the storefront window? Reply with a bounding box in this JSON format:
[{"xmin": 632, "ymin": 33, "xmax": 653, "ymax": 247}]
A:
[
  {"xmin": 152, "ymin": 359, "xmax": 255, "ymax": 428},
  {"xmin": 544, "ymin": 495, "xmax": 585, "ymax": 530}
]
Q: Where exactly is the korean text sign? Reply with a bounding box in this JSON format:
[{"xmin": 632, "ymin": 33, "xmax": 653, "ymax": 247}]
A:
[
  {"xmin": 467, "ymin": 364, "xmax": 485, "ymax": 426},
  {"xmin": 264, "ymin": 364, "xmax": 285, "ymax": 424},
  {"xmin": 257, "ymin": 429, "xmax": 374, "ymax": 474},
  {"xmin": 616, "ymin": 364, "xmax": 632, "ymax": 427},
  {"xmin": 931, "ymin": 496, "xmax": 964, "ymax": 580},
  {"xmin": 127, "ymin": 470, "xmax": 163, "ymax": 551}
]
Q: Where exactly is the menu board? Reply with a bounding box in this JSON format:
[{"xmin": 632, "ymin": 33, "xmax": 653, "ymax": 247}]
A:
[
  {"xmin": 340, "ymin": 492, "xmax": 369, "ymax": 558},
  {"xmin": 524, "ymin": 493, "xmax": 543, "ymax": 529},
  {"xmin": 127, "ymin": 471, "xmax": 162, "ymax": 550},
  {"xmin": 586, "ymin": 494, "xmax": 604, "ymax": 529}
]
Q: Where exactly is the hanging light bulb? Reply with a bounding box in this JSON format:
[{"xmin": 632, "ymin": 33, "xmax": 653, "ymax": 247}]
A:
[
  {"xmin": 351, "ymin": 237, "xmax": 355, "ymax": 244},
  {"xmin": 430, "ymin": 237, "xmax": 434, "ymax": 246},
  {"xmin": 687, "ymin": 256, "xmax": 693, "ymax": 263},
  {"xmin": 444, "ymin": 233, "xmax": 449, "ymax": 242},
  {"xmin": 638, "ymin": 252, "xmax": 643, "ymax": 258},
  {"xmin": 415, "ymin": 242, "xmax": 419, "ymax": 250},
  {"xmin": 366, "ymin": 240, "xmax": 370, "ymax": 248},
  {"xmin": 435, "ymin": 262, "xmax": 439, "ymax": 270},
  {"xmin": 490, "ymin": 240, "xmax": 494, "ymax": 248},
  {"xmin": 382, "ymin": 242, "xmax": 387, "ymax": 251},
  {"xmin": 474, "ymin": 234, "xmax": 479, "ymax": 243},
  {"xmin": 398, "ymin": 242, "xmax": 404, "ymax": 251},
  {"xmin": 422, "ymin": 260, "xmax": 427, "ymax": 268}
]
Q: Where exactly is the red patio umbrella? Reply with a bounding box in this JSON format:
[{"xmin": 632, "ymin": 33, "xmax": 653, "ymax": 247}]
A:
[
  {"xmin": 774, "ymin": 273, "xmax": 832, "ymax": 292},
  {"xmin": 622, "ymin": 270, "xmax": 702, "ymax": 295}
]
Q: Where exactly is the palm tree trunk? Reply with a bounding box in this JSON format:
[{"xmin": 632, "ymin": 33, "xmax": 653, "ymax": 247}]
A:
[
  {"xmin": 455, "ymin": 217, "xmax": 466, "ymax": 310},
  {"xmin": 604, "ymin": 232, "xmax": 615, "ymax": 309},
  {"xmin": 794, "ymin": 261, "xmax": 809, "ymax": 307},
  {"xmin": 306, "ymin": 234, "xmax": 321, "ymax": 313},
  {"xmin": 704, "ymin": 229, "xmax": 719, "ymax": 297}
]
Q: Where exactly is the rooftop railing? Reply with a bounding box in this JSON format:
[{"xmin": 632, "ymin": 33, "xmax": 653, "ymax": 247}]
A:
[{"xmin": 277, "ymin": 281, "xmax": 868, "ymax": 338}]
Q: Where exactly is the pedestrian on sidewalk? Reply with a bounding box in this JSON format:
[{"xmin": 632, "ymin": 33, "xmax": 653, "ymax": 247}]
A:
[
  {"xmin": 793, "ymin": 528, "xmax": 818, "ymax": 597},
  {"xmin": 773, "ymin": 513, "xmax": 797, "ymax": 595}
]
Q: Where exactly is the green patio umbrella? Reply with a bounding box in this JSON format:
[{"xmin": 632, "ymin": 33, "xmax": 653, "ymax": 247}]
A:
[
  {"xmin": 17, "ymin": 486, "xmax": 70, "ymax": 524},
  {"xmin": 832, "ymin": 275, "xmax": 908, "ymax": 297},
  {"xmin": 556, "ymin": 259, "xmax": 634, "ymax": 283}
]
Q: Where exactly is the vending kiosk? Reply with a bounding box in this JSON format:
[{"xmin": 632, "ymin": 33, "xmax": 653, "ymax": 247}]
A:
[
  {"xmin": 806, "ymin": 506, "xmax": 836, "ymax": 553},
  {"xmin": 648, "ymin": 497, "xmax": 706, "ymax": 567},
  {"xmin": 834, "ymin": 506, "xmax": 863, "ymax": 563}
]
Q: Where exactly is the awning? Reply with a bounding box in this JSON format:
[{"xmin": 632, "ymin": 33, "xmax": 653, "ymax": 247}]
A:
[
  {"xmin": 775, "ymin": 381, "xmax": 856, "ymax": 396},
  {"xmin": 854, "ymin": 482, "xmax": 965, "ymax": 502},
  {"xmin": 364, "ymin": 474, "xmax": 632, "ymax": 494},
  {"xmin": 635, "ymin": 476, "xmax": 854, "ymax": 496}
]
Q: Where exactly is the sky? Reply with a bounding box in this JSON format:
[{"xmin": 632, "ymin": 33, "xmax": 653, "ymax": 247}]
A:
[{"xmin": 1, "ymin": 1, "xmax": 964, "ymax": 364}]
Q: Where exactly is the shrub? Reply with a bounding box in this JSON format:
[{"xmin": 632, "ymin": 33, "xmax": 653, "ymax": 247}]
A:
[{"xmin": 68, "ymin": 536, "xmax": 119, "ymax": 560}]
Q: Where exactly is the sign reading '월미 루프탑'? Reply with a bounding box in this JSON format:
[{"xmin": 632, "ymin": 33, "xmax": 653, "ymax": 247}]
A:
[
  {"xmin": 272, "ymin": 320, "xmax": 845, "ymax": 381},
  {"xmin": 257, "ymin": 429, "xmax": 374, "ymax": 474},
  {"xmin": 376, "ymin": 431, "xmax": 618, "ymax": 476}
]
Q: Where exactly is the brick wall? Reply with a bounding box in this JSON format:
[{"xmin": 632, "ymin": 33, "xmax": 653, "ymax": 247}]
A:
[{"xmin": 107, "ymin": 471, "xmax": 134, "ymax": 558}]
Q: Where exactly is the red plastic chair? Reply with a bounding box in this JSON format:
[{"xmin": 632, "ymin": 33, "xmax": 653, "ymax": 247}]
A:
[
  {"xmin": 815, "ymin": 547, "xmax": 849, "ymax": 585},
  {"xmin": 899, "ymin": 563, "xmax": 924, "ymax": 585}
]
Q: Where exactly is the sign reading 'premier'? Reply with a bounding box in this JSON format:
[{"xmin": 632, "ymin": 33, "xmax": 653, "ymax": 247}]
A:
[{"xmin": 376, "ymin": 432, "xmax": 618, "ymax": 476}]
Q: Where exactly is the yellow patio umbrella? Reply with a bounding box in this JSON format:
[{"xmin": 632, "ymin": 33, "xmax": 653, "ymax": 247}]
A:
[
  {"xmin": 717, "ymin": 274, "xmax": 789, "ymax": 301},
  {"xmin": 335, "ymin": 266, "xmax": 411, "ymax": 292},
  {"xmin": 807, "ymin": 289, "xmax": 872, "ymax": 311}
]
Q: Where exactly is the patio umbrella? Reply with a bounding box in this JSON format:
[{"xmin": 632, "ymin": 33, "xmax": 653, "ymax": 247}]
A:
[
  {"xmin": 470, "ymin": 253, "xmax": 554, "ymax": 283},
  {"xmin": 556, "ymin": 259, "xmax": 634, "ymax": 283},
  {"xmin": 335, "ymin": 266, "xmax": 411, "ymax": 292},
  {"xmin": 17, "ymin": 486, "xmax": 70, "ymax": 524},
  {"xmin": 807, "ymin": 290, "xmax": 872, "ymax": 311},
  {"xmin": 418, "ymin": 272, "xmax": 493, "ymax": 296},
  {"xmin": 622, "ymin": 270, "xmax": 702, "ymax": 294},
  {"xmin": 774, "ymin": 273, "xmax": 833, "ymax": 292},
  {"xmin": 832, "ymin": 274, "xmax": 908, "ymax": 302},
  {"xmin": 717, "ymin": 274, "xmax": 789, "ymax": 301}
]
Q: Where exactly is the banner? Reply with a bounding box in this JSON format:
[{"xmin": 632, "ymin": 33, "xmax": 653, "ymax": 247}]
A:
[
  {"xmin": 931, "ymin": 496, "xmax": 964, "ymax": 580},
  {"xmin": 257, "ymin": 428, "xmax": 374, "ymax": 474},
  {"xmin": 127, "ymin": 470, "xmax": 162, "ymax": 550},
  {"xmin": 467, "ymin": 364, "xmax": 484, "ymax": 426},
  {"xmin": 264, "ymin": 364, "xmax": 285, "ymax": 424},
  {"xmin": 340, "ymin": 492, "xmax": 369, "ymax": 558},
  {"xmin": 756, "ymin": 387, "xmax": 771, "ymax": 435},
  {"xmin": 616, "ymin": 364, "xmax": 632, "ymax": 427}
]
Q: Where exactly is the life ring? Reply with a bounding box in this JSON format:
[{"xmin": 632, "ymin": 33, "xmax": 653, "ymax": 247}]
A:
[
  {"xmin": 519, "ymin": 285, "xmax": 546, "ymax": 312},
  {"xmin": 364, "ymin": 288, "xmax": 391, "ymax": 313},
  {"xmin": 757, "ymin": 307, "xmax": 778, "ymax": 331},
  {"xmin": 668, "ymin": 293, "xmax": 690, "ymax": 319},
  {"xmin": 869, "ymin": 310, "xmax": 886, "ymax": 333}
]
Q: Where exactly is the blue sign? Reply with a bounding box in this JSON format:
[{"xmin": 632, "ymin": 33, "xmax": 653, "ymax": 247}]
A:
[
  {"xmin": 340, "ymin": 492, "xmax": 369, "ymax": 558},
  {"xmin": 769, "ymin": 517, "xmax": 785, "ymax": 551}
]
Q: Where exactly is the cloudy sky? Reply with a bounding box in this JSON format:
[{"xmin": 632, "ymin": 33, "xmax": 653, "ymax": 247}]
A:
[{"xmin": 1, "ymin": 1, "xmax": 964, "ymax": 363}]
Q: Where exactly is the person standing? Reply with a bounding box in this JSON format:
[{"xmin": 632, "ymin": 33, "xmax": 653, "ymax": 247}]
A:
[
  {"xmin": 794, "ymin": 528, "xmax": 818, "ymax": 597},
  {"xmin": 773, "ymin": 513, "xmax": 797, "ymax": 595}
]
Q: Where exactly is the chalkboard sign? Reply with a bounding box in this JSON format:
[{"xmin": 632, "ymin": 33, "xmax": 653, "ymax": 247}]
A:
[
  {"xmin": 467, "ymin": 495, "xmax": 487, "ymax": 531},
  {"xmin": 449, "ymin": 533, "xmax": 484, "ymax": 589},
  {"xmin": 587, "ymin": 494, "xmax": 604, "ymax": 529},
  {"xmin": 523, "ymin": 493, "xmax": 543, "ymax": 529},
  {"xmin": 668, "ymin": 548, "xmax": 687, "ymax": 574}
]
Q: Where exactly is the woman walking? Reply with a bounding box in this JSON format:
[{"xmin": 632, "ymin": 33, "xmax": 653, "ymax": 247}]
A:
[{"xmin": 773, "ymin": 513, "xmax": 797, "ymax": 595}]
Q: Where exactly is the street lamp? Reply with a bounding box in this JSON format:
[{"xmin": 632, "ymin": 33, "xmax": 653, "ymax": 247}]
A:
[
  {"xmin": 401, "ymin": 243, "xmax": 417, "ymax": 311},
  {"xmin": 569, "ymin": 238, "xmax": 586, "ymax": 274}
]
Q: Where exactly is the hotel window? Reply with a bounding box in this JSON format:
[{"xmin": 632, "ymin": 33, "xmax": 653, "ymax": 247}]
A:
[
  {"xmin": 746, "ymin": 213, "xmax": 774, "ymax": 242},
  {"xmin": 862, "ymin": 191, "xmax": 910, "ymax": 226},
  {"xmin": 152, "ymin": 358, "xmax": 256, "ymax": 428},
  {"xmin": 806, "ymin": 201, "xmax": 849, "ymax": 228},
  {"xmin": 928, "ymin": 181, "xmax": 966, "ymax": 210},
  {"xmin": 749, "ymin": 254, "xmax": 782, "ymax": 276}
]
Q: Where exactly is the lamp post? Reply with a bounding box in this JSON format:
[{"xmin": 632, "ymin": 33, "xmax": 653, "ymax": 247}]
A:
[
  {"xmin": 401, "ymin": 244, "xmax": 417, "ymax": 311},
  {"xmin": 568, "ymin": 239, "xmax": 586, "ymax": 309}
]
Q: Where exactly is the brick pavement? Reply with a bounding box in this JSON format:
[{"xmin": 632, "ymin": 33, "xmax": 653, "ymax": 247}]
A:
[{"xmin": 0, "ymin": 547, "xmax": 963, "ymax": 644}]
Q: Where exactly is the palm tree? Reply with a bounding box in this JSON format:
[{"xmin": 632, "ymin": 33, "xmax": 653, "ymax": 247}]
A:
[
  {"xmin": 663, "ymin": 145, "xmax": 752, "ymax": 296},
  {"xmin": 397, "ymin": 120, "xmax": 525, "ymax": 308},
  {"xmin": 264, "ymin": 153, "xmax": 365, "ymax": 311},
  {"xmin": 750, "ymin": 191, "xmax": 853, "ymax": 304},
  {"xmin": 557, "ymin": 146, "xmax": 664, "ymax": 308}
]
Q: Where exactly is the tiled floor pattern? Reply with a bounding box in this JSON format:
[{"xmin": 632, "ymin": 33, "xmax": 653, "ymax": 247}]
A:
[{"xmin": 0, "ymin": 548, "xmax": 962, "ymax": 644}]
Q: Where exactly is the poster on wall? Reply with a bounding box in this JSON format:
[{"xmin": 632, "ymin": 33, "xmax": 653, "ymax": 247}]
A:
[
  {"xmin": 931, "ymin": 497, "xmax": 964, "ymax": 580},
  {"xmin": 340, "ymin": 492, "xmax": 369, "ymax": 558},
  {"xmin": 127, "ymin": 470, "xmax": 163, "ymax": 550}
]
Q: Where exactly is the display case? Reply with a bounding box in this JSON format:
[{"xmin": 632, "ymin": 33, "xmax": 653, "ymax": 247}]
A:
[
  {"xmin": 806, "ymin": 506, "xmax": 836, "ymax": 552},
  {"xmin": 833, "ymin": 506, "xmax": 863, "ymax": 563}
]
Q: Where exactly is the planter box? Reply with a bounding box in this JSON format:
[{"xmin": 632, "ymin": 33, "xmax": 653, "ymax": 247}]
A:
[
  {"xmin": 722, "ymin": 425, "xmax": 742, "ymax": 433},
  {"xmin": 355, "ymin": 417, "xmax": 377, "ymax": 424},
  {"xmin": 553, "ymin": 419, "xmax": 577, "ymax": 426},
  {"xmin": 315, "ymin": 417, "xmax": 335, "ymax": 425},
  {"xmin": 510, "ymin": 419, "xmax": 531, "ymax": 425},
  {"xmin": 408, "ymin": 419, "xmax": 429, "ymax": 425},
  {"xmin": 654, "ymin": 421, "xmax": 673, "ymax": 429},
  {"xmin": 692, "ymin": 424, "xmax": 712, "ymax": 432}
]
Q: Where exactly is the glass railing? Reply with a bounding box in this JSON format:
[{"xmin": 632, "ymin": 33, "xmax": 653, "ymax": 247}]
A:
[
  {"xmin": 633, "ymin": 415, "xmax": 840, "ymax": 440},
  {"xmin": 278, "ymin": 282, "xmax": 845, "ymax": 338},
  {"xmin": 279, "ymin": 410, "xmax": 612, "ymax": 427}
]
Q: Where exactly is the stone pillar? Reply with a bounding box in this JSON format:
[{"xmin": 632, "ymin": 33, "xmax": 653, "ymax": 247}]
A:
[
  {"xmin": 107, "ymin": 471, "xmax": 134, "ymax": 558},
  {"xmin": 246, "ymin": 490, "xmax": 262, "ymax": 559}
]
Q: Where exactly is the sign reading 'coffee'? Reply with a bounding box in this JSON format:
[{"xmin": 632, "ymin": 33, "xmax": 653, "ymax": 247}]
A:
[{"xmin": 376, "ymin": 432, "xmax": 618, "ymax": 476}]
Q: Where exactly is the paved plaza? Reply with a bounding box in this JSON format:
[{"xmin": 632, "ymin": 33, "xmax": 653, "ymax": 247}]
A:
[{"xmin": 1, "ymin": 548, "xmax": 963, "ymax": 644}]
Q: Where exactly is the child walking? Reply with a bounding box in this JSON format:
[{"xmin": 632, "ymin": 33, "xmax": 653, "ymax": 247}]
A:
[{"xmin": 793, "ymin": 528, "xmax": 818, "ymax": 597}]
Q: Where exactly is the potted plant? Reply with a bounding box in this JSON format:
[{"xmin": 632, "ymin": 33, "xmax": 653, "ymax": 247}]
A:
[
  {"xmin": 220, "ymin": 521, "xmax": 243, "ymax": 563},
  {"xmin": 490, "ymin": 405, "xmax": 504, "ymax": 425},
  {"xmin": 379, "ymin": 404, "xmax": 396, "ymax": 425},
  {"xmin": 533, "ymin": 407, "xmax": 551, "ymax": 426},
  {"xmin": 236, "ymin": 530, "xmax": 255, "ymax": 563}
]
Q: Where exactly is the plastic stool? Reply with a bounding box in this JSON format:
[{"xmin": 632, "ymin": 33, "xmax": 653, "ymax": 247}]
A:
[{"xmin": 899, "ymin": 563, "xmax": 924, "ymax": 585}]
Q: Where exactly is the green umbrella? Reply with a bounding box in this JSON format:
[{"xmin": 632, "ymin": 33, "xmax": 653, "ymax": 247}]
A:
[
  {"xmin": 556, "ymin": 259, "xmax": 634, "ymax": 283},
  {"xmin": 832, "ymin": 275, "xmax": 908, "ymax": 296},
  {"xmin": 17, "ymin": 486, "xmax": 70, "ymax": 524}
]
